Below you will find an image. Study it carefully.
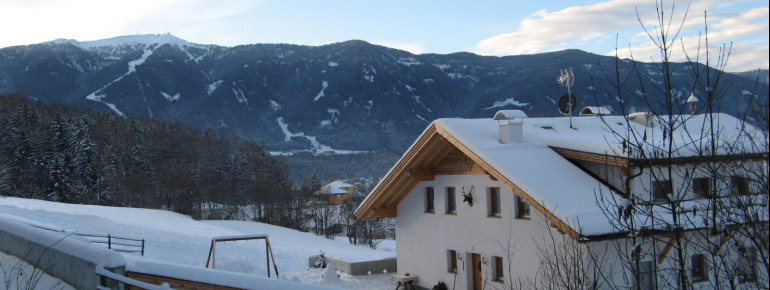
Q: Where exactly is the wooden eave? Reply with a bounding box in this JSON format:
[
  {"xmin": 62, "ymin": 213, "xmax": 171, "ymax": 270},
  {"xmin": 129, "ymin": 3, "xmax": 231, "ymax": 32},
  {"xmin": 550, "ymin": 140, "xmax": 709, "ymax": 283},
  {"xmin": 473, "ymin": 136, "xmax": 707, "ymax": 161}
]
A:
[
  {"xmin": 551, "ymin": 146, "xmax": 768, "ymax": 169},
  {"xmin": 629, "ymin": 152, "xmax": 768, "ymax": 167},
  {"xmin": 355, "ymin": 122, "xmax": 584, "ymax": 241},
  {"xmin": 549, "ymin": 147, "xmax": 629, "ymax": 168},
  {"xmin": 354, "ymin": 124, "xmax": 448, "ymax": 220}
]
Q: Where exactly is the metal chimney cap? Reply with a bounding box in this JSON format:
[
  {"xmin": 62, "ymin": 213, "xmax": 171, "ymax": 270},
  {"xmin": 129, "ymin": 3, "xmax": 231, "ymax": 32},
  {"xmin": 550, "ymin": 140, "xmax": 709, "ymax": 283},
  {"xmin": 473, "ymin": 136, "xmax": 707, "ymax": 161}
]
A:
[
  {"xmin": 493, "ymin": 110, "xmax": 528, "ymax": 120},
  {"xmin": 579, "ymin": 106, "xmax": 611, "ymax": 116},
  {"xmin": 687, "ymin": 93, "xmax": 699, "ymax": 103}
]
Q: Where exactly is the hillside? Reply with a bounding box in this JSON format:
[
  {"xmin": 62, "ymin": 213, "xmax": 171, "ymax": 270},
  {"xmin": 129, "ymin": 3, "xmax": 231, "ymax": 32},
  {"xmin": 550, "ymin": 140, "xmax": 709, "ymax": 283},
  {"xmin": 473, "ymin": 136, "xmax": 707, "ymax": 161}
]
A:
[
  {"xmin": 0, "ymin": 197, "xmax": 396, "ymax": 289},
  {"xmin": 1, "ymin": 34, "xmax": 765, "ymax": 154}
]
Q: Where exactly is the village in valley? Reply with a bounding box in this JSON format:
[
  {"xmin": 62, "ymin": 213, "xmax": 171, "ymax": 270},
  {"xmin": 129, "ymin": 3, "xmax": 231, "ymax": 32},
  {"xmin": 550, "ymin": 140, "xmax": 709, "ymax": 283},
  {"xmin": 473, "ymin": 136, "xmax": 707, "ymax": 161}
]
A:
[{"xmin": 0, "ymin": 1, "xmax": 768, "ymax": 290}]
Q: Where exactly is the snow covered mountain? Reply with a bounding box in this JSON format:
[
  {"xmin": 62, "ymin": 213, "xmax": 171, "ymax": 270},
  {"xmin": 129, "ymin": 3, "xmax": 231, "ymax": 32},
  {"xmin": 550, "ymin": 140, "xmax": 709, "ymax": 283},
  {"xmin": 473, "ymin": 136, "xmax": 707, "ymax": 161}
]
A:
[{"xmin": 0, "ymin": 34, "xmax": 764, "ymax": 153}]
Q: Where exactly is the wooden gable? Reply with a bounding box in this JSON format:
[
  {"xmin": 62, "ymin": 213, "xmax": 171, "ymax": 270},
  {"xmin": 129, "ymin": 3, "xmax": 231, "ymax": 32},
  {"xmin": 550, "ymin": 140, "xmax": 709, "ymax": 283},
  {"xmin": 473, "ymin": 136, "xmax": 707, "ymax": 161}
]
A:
[{"xmin": 355, "ymin": 123, "xmax": 583, "ymax": 240}]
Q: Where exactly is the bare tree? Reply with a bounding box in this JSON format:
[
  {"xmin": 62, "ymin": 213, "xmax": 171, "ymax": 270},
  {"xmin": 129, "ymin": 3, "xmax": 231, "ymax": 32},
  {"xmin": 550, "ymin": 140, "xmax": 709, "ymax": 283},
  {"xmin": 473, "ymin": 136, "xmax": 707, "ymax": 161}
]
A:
[{"xmin": 590, "ymin": 1, "xmax": 768, "ymax": 289}]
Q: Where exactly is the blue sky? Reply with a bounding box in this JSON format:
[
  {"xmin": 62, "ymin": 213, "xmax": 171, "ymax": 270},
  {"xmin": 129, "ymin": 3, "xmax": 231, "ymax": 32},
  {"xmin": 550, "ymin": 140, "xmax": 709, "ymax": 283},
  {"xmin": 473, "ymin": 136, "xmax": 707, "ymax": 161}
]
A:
[{"xmin": 1, "ymin": 0, "xmax": 767, "ymax": 72}]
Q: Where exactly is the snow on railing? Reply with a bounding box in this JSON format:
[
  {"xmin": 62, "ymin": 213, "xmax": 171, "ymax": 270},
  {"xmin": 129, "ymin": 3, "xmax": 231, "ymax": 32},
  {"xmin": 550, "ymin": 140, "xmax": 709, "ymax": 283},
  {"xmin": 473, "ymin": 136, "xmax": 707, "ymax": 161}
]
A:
[{"xmin": 27, "ymin": 224, "xmax": 145, "ymax": 255}]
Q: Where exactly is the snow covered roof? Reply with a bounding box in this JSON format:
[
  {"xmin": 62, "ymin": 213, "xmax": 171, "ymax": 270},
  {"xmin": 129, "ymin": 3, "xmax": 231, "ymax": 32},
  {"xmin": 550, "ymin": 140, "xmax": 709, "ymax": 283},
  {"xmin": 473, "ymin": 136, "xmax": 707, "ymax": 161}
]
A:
[
  {"xmin": 578, "ymin": 106, "xmax": 611, "ymax": 116},
  {"xmin": 493, "ymin": 110, "xmax": 527, "ymax": 120},
  {"xmin": 524, "ymin": 113, "xmax": 763, "ymax": 161},
  {"xmin": 355, "ymin": 113, "xmax": 765, "ymax": 239},
  {"xmin": 318, "ymin": 180, "xmax": 354, "ymax": 195},
  {"xmin": 435, "ymin": 118, "xmax": 620, "ymax": 237},
  {"xmin": 327, "ymin": 180, "xmax": 354, "ymax": 189},
  {"xmin": 687, "ymin": 93, "xmax": 699, "ymax": 103}
]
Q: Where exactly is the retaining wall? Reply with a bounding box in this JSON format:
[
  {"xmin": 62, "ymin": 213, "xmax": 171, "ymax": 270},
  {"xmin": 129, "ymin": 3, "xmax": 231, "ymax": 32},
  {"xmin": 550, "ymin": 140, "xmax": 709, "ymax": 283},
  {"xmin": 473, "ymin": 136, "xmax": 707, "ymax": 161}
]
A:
[
  {"xmin": 308, "ymin": 255, "xmax": 397, "ymax": 276},
  {"xmin": 0, "ymin": 216, "xmax": 125, "ymax": 290},
  {"xmin": 1, "ymin": 214, "xmax": 338, "ymax": 290}
]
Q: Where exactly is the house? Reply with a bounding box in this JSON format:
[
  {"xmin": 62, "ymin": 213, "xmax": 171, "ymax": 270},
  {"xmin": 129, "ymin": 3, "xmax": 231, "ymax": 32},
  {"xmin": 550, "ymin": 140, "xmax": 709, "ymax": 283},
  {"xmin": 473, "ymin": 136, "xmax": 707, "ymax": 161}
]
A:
[
  {"xmin": 315, "ymin": 180, "xmax": 355, "ymax": 205},
  {"xmin": 355, "ymin": 110, "xmax": 767, "ymax": 289}
]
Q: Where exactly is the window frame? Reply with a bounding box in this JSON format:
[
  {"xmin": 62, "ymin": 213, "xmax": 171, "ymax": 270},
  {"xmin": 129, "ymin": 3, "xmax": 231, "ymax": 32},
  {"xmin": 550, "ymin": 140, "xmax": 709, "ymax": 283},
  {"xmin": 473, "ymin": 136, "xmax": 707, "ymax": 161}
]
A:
[
  {"xmin": 445, "ymin": 187, "xmax": 457, "ymax": 214},
  {"xmin": 652, "ymin": 180, "xmax": 672, "ymax": 202},
  {"xmin": 488, "ymin": 187, "xmax": 501, "ymax": 217},
  {"xmin": 730, "ymin": 176, "xmax": 750, "ymax": 196},
  {"xmin": 515, "ymin": 195, "xmax": 530, "ymax": 219},
  {"xmin": 690, "ymin": 254, "xmax": 707, "ymax": 282},
  {"xmin": 447, "ymin": 250, "xmax": 458, "ymax": 273},
  {"xmin": 493, "ymin": 256, "xmax": 504, "ymax": 282},
  {"xmin": 692, "ymin": 178, "xmax": 711, "ymax": 199},
  {"xmin": 634, "ymin": 260, "xmax": 657, "ymax": 290},
  {"xmin": 425, "ymin": 187, "xmax": 435, "ymax": 213}
]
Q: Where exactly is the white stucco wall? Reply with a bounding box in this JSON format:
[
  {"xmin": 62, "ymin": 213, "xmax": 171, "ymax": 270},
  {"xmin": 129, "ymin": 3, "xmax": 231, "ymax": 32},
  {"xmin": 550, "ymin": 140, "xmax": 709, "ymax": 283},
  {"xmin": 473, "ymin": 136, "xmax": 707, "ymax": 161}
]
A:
[
  {"xmin": 583, "ymin": 161, "xmax": 763, "ymax": 203},
  {"xmin": 394, "ymin": 171, "xmax": 767, "ymax": 289},
  {"xmin": 396, "ymin": 174, "xmax": 557, "ymax": 290}
]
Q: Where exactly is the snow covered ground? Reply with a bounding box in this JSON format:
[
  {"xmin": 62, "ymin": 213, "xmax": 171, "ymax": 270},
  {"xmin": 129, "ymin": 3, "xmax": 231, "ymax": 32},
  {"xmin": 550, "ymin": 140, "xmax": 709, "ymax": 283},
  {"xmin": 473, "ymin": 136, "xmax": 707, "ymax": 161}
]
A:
[
  {"xmin": 0, "ymin": 197, "xmax": 397, "ymax": 289},
  {"xmin": 0, "ymin": 251, "xmax": 74, "ymax": 290}
]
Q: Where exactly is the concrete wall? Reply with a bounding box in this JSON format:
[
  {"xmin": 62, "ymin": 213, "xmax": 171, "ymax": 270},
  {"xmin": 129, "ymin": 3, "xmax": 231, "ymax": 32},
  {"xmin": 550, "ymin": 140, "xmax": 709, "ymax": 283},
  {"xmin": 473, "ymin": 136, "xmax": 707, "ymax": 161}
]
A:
[
  {"xmin": 1, "ymin": 215, "xmax": 337, "ymax": 290},
  {"xmin": 308, "ymin": 255, "xmax": 397, "ymax": 276},
  {"xmin": 127, "ymin": 272, "xmax": 238, "ymax": 290},
  {"xmin": 0, "ymin": 217, "xmax": 125, "ymax": 290}
]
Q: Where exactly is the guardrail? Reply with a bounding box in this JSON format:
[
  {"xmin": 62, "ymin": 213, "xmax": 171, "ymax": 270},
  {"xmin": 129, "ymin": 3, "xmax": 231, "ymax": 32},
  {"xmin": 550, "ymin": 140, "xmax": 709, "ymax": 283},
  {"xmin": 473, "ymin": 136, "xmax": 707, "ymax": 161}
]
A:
[
  {"xmin": 78, "ymin": 233, "xmax": 145, "ymax": 256},
  {"xmin": 29, "ymin": 224, "xmax": 145, "ymax": 256}
]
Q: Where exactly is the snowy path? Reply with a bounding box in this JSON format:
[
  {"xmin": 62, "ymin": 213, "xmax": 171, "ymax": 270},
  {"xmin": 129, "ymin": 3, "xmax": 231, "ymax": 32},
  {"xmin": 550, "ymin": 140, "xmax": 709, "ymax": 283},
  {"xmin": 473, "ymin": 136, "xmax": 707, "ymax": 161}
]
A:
[
  {"xmin": 85, "ymin": 46, "xmax": 156, "ymax": 116},
  {"xmin": 0, "ymin": 197, "xmax": 396, "ymax": 289}
]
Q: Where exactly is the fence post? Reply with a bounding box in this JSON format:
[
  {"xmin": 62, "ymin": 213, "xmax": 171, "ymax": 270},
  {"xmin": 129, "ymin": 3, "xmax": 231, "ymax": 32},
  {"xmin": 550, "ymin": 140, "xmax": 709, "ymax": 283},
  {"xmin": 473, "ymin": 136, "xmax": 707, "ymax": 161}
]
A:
[
  {"xmin": 108, "ymin": 235, "xmax": 111, "ymax": 249},
  {"xmin": 141, "ymin": 239, "xmax": 145, "ymax": 256}
]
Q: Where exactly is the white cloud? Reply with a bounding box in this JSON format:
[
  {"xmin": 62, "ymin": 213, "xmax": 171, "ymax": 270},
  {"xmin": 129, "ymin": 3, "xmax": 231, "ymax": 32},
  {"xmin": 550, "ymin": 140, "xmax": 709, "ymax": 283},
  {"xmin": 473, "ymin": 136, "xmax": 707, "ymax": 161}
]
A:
[
  {"xmin": 472, "ymin": 0, "xmax": 651, "ymax": 55},
  {"xmin": 611, "ymin": 7, "xmax": 769, "ymax": 72},
  {"xmin": 471, "ymin": 0, "xmax": 768, "ymax": 71},
  {"xmin": 0, "ymin": 0, "xmax": 262, "ymax": 48}
]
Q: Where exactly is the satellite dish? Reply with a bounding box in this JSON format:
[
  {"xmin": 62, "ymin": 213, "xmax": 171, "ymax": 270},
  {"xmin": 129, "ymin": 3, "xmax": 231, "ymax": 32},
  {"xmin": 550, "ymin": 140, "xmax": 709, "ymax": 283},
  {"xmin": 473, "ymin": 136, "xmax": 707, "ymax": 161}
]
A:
[{"xmin": 558, "ymin": 93, "xmax": 577, "ymax": 115}]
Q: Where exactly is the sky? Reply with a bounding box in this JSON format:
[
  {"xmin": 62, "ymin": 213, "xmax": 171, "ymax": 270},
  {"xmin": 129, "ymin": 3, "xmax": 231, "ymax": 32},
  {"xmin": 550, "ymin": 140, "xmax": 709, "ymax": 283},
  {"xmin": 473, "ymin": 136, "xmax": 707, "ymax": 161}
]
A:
[{"xmin": 0, "ymin": 0, "xmax": 767, "ymax": 72}]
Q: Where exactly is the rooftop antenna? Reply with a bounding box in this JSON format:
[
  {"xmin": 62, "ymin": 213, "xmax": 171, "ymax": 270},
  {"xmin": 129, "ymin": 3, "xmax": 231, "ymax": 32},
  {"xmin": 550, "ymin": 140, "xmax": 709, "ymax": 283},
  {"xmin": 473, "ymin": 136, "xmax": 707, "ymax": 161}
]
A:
[{"xmin": 557, "ymin": 68, "xmax": 576, "ymax": 128}]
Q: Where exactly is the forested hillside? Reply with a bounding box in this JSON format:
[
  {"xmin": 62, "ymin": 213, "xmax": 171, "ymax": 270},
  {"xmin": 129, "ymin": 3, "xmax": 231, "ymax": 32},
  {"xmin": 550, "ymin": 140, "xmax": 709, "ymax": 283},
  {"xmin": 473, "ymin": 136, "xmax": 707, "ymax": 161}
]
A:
[{"xmin": 0, "ymin": 94, "xmax": 290, "ymax": 215}]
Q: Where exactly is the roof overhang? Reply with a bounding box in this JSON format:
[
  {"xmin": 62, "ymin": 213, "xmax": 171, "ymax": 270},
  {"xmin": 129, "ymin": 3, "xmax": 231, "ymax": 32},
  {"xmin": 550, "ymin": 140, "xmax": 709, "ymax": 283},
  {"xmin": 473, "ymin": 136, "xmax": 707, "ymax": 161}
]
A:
[
  {"xmin": 355, "ymin": 122, "xmax": 585, "ymax": 240},
  {"xmin": 551, "ymin": 146, "xmax": 767, "ymax": 169}
]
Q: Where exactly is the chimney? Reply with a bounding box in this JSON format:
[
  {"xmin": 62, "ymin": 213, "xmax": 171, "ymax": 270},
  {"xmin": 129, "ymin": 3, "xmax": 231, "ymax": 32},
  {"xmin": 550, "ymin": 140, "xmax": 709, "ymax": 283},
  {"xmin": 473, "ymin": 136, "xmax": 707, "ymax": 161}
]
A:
[
  {"xmin": 628, "ymin": 112, "xmax": 655, "ymax": 127},
  {"xmin": 493, "ymin": 110, "xmax": 527, "ymax": 144},
  {"xmin": 687, "ymin": 93, "xmax": 698, "ymax": 115}
]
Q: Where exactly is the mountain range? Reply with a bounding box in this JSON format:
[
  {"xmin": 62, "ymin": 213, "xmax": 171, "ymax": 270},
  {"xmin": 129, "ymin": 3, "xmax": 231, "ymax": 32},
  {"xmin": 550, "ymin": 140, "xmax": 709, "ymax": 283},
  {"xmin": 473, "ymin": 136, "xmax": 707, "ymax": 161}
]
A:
[{"xmin": 1, "ymin": 34, "xmax": 766, "ymax": 157}]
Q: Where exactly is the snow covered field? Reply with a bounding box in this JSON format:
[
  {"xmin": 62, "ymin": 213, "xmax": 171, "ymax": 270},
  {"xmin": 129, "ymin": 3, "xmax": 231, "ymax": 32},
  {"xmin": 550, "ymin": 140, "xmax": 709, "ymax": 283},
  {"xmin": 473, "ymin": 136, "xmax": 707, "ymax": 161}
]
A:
[{"xmin": 0, "ymin": 197, "xmax": 397, "ymax": 289}]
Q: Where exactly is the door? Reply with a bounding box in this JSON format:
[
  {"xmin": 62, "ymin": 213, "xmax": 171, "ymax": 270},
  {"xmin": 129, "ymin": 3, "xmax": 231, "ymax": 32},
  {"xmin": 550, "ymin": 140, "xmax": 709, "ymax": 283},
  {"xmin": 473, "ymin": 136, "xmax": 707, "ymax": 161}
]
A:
[{"xmin": 472, "ymin": 253, "xmax": 482, "ymax": 290}]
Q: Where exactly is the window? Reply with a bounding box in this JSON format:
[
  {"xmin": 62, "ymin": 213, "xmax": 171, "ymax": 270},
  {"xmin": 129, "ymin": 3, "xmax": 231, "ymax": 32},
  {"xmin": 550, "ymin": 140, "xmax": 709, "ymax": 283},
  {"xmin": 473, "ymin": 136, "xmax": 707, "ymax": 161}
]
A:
[
  {"xmin": 652, "ymin": 180, "xmax": 672, "ymax": 202},
  {"xmin": 691, "ymin": 254, "xmax": 707, "ymax": 282},
  {"xmin": 488, "ymin": 187, "xmax": 501, "ymax": 217},
  {"xmin": 737, "ymin": 247, "xmax": 756, "ymax": 282},
  {"xmin": 447, "ymin": 250, "xmax": 457, "ymax": 273},
  {"xmin": 425, "ymin": 187, "xmax": 435, "ymax": 213},
  {"xmin": 692, "ymin": 178, "xmax": 711, "ymax": 198},
  {"xmin": 445, "ymin": 187, "xmax": 456, "ymax": 214},
  {"xmin": 493, "ymin": 256, "xmax": 504, "ymax": 282},
  {"xmin": 731, "ymin": 176, "xmax": 749, "ymax": 195},
  {"xmin": 516, "ymin": 196, "xmax": 530, "ymax": 219},
  {"xmin": 634, "ymin": 261, "xmax": 656, "ymax": 290}
]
